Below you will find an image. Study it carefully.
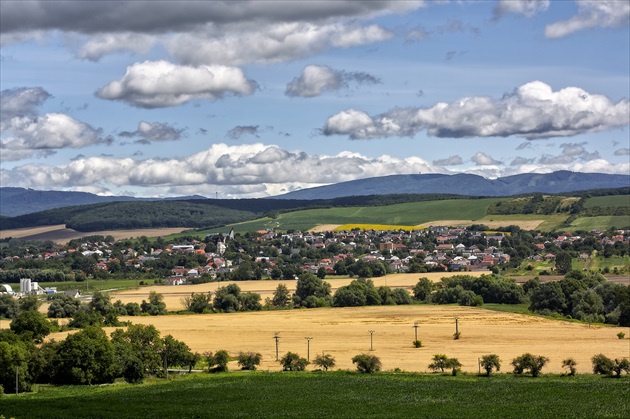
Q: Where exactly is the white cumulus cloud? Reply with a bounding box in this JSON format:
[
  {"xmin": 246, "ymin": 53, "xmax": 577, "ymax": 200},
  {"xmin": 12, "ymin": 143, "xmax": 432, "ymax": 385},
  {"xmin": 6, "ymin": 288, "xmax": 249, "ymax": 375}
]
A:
[
  {"xmin": 322, "ymin": 81, "xmax": 630, "ymax": 140},
  {"xmin": 545, "ymin": 0, "xmax": 630, "ymax": 38},
  {"xmin": 493, "ymin": 0, "xmax": 549, "ymax": 19},
  {"xmin": 285, "ymin": 65, "xmax": 380, "ymax": 97},
  {"xmin": 96, "ymin": 60, "xmax": 257, "ymax": 108}
]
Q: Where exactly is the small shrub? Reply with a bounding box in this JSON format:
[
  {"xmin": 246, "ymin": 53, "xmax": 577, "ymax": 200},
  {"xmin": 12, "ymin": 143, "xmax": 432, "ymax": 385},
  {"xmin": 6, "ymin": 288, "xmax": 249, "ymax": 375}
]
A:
[
  {"xmin": 480, "ymin": 354, "xmax": 501, "ymax": 376},
  {"xmin": 237, "ymin": 352, "xmax": 262, "ymax": 371},
  {"xmin": 206, "ymin": 350, "xmax": 230, "ymax": 372},
  {"xmin": 592, "ymin": 354, "xmax": 614, "ymax": 375},
  {"xmin": 453, "ymin": 331, "xmax": 461, "ymax": 340},
  {"xmin": 279, "ymin": 352, "xmax": 309, "ymax": 371},
  {"xmin": 511, "ymin": 353, "xmax": 549, "ymax": 377},
  {"xmin": 313, "ymin": 353, "xmax": 336, "ymax": 371},
  {"xmin": 617, "ymin": 332, "xmax": 625, "ymax": 340},
  {"xmin": 352, "ymin": 353, "xmax": 381, "ymax": 373},
  {"xmin": 562, "ymin": 358, "xmax": 577, "ymax": 376},
  {"xmin": 413, "ymin": 340, "xmax": 423, "ymax": 348}
]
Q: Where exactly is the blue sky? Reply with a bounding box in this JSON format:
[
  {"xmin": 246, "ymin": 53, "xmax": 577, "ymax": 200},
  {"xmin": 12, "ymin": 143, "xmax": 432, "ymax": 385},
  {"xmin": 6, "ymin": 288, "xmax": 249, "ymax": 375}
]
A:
[{"xmin": 1, "ymin": 0, "xmax": 628, "ymax": 198}]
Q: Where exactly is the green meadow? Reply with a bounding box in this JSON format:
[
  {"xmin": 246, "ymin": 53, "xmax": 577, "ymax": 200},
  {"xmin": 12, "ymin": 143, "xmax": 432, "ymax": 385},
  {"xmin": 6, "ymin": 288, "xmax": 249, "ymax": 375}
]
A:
[
  {"xmin": 584, "ymin": 195, "xmax": 630, "ymax": 208},
  {"xmin": 2, "ymin": 372, "xmax": 628, "ymax": 419}
]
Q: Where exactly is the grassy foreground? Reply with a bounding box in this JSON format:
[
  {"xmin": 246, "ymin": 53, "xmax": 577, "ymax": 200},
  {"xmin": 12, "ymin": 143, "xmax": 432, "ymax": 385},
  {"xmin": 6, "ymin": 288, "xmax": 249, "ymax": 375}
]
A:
[{"xmin": 2, "ymin": 372, "xmax": 629, "ymax": 418}]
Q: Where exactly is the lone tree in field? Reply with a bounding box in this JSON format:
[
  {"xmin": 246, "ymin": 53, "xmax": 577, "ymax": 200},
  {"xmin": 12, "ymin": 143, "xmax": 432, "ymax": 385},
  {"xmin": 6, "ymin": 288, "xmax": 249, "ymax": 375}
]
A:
[
  {"xmin": 206, "ymin": 350, "xmax": 230, "ymax": 372},
  {"xmin": 352, "ymin": 354, "xmax": 381, "ymax": 373},
  {"xmin": 237, "ymin": 352, "xmax": 262, "ymax": 371},
  {"xmin": 562, "ymin": 357, "xmax": 577, "ymax": 376},
  {"xmin": 313, "ymin": 353, "xmax": 336, "ymax": 371},
  {"xmin": 428, "ymin": 354, "xmax": 449, "ymax": 373},
  {"xmin": 511, "ymin": 353, "xmax": 549, "ymax": 377},
  {"xmin": 611, "ymin": 358, "xmax": 630, "ymax": 377},
  {"xmin": 279, "ymin": 352, "xmax": 309, "ymax": 371},
  {"xmin": 445, "ymin": 357, "xmax": 462, "ymax": 376},
  {"xmin": 591, "ymin": 354, "xmax": 614, "ymax": 375},
  {"xmin": 480, "ymin": 354, "xmax": 501, "ymax": 376}
]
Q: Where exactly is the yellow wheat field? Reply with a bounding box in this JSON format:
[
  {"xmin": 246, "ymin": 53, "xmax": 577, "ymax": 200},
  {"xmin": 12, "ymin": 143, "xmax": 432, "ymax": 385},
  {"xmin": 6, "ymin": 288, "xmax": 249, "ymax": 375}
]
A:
[
  {"xmin": 111, "ymin": 272, "xmax": 486, "ymax": 311},
  {"xmin": 44, "ymin": 305, "xmax": 630, "ymax": 375}
]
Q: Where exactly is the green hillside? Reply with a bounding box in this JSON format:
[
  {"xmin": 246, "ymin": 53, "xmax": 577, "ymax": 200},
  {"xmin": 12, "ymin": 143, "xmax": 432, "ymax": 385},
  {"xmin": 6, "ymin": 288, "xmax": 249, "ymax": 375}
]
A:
[
  {"xmin": 584, "ymin": 195, "xmax": 630, "ymax": 208},
  {"xmin": 568, "ymin": 215, "xmax": 630, "ymax": 231}
]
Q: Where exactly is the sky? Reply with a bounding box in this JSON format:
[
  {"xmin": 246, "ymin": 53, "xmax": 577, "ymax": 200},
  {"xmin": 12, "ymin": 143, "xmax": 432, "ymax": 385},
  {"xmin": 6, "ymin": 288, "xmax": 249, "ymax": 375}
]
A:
[{"xmin": 0, "ymin": 0, "xmax": 629, "ymax": 199}]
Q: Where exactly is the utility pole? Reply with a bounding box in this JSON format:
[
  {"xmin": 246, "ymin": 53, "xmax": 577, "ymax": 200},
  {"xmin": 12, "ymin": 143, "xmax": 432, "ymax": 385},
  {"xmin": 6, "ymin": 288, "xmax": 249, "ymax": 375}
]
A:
[
  {"xmin": 16, "ymin": 365, "xmax": 19, "ymax": 396},
  {"xmin": 368, "ymin": 330, "xmax": 375, "ymax": 351},
  {"xmin": 273, "ymin": 332, "xmax": 280, "ymax": 361},
  {"xmin": 305, "ymin": 337, "xmax": 312, "ymax": 361},
  {"xmin": 413, "ymin": 322, "xmax": 419, "ymax": 342}
]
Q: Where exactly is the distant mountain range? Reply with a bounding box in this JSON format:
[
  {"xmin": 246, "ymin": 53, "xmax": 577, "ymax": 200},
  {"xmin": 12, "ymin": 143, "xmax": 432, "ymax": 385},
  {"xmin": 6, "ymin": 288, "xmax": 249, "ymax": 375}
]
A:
[
  {"xmin": 277, "ymin": 171, "xmax": 630, "ymax": 200},
  {"xmin": 1, "ymin": 171, "xmax": 628, "ymax": 218},
  {"xmin": 0, "ymin": 187, "xmax": 206, "ymax": 217}
]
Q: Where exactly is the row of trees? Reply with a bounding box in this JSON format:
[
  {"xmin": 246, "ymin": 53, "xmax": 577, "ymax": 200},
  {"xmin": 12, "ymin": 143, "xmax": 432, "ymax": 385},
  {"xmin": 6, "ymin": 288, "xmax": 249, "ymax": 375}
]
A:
[{"xmin": 1, "ymin": 322, "xmax": 198, "ymax": 393}]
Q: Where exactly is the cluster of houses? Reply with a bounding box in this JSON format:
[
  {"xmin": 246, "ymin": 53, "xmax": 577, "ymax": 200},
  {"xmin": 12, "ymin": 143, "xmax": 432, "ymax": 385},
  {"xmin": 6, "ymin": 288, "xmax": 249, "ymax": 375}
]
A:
[{"xmin": 1, "ymin": 226, "xmax": 629, "ymax": 288}]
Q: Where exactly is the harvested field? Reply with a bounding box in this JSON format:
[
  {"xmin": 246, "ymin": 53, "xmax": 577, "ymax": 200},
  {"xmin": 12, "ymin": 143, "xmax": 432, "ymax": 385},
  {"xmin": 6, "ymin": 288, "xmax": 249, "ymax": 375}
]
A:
[
  {"xmin": 45, "ymin": 305, "xmax": 630, "ymax": 375},
  {"xmin": 111, "ymin": 272, "xmax": 487, "ymax": 311},
  {"xmin": 309, "ymin": 224, "xmax": 342, "ymax": 232},
  {"xmin": 0, "ymin": 225, "xmax": 192, "ymax": 243}
]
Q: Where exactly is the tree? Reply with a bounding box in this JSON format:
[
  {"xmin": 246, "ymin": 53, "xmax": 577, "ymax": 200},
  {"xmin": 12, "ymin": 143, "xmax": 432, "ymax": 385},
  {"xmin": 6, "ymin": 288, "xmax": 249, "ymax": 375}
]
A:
[
  {"xmin": 428, "ymin": 354, "xmax": 449, "ymax": 373},
  {"xmin": 511, "ymin": 353, "xmax": 549, "ymax": 377},
  {"xmin": 111, "ymin": 324, "xmax": 164, "ymax": 375},
  {"xmin": 317, "ymin": 267, "xmax": 327, "ymax": 279},
  {"xmin": 562, "ymin": 358, "xmax": 577, "ymax": 376},
  {"xmin": 279, "ymin": 351, "xmax": 309, "ymax": 371},
  {"xmin": 182, "ymin": 292, "xmax": 212, "ymax": 313},
  {"xmin": 206, "ymin": 350, "xmax": 230, "ymax": 372},
  {"xmin": 47, "ymin": 294, "xmax": 81, "ymax": 318},
  {"xmin": 480, "ymin": 354, "xmax": 501, "ymax": 376},
  {"xmin": 52, "ymin": 326, "xmax": 118, "ymax": 385},
  {"xmin": 0, "ymin": 295, "xmax": 19, "ymax": 319},
  {"xmin": 528, "ymin": 282, "xmax": 568, "ymax": 314},
  {"xmin": 295, "ymin": 273, "xmax": 331, "ymax": 306},
  {"xmin": 352, "ymin": 353, "xmax": 381, "ymax": 373},
  {"xmin": 10, "ymin": 310, "xmax": 53, "ymax": 343},
  {"xmin": 555, "ymin": 251, "xmax": 572, "ymax": 275},
  {"xmin": 611, "ymin": 358, "xmax": 630, "ymax": 377},
  {"xmin": 413, "ymin": 277, "xmax": 434, "ymax": 301},
  {"xmin": 445, "ymin": 357, "xmax": 462, "ymax": 376},
  {"xmin": 237, "ymin": 352, "xmax": 262, "ymax": 370},
  {"xmin": 141, "ymin": 291, "xmax": 167, "ymax": 315},
  {"xmin": 591, "ymin": 354, "xmax": 614, "ymax": 375},
  {"xmin": 313, "ymin": 353, "xmax": 336, "ymax": 371},
  {"xmin": 162, "ymin": 334, "xmax": 195, "ymax": 369},
  {"xmin": 0, "ymin": 340, "xmax": 30, "ymax": 393},
  {"xmin": 89, "ymin": 291, "xmax": 113, "ymax": 316},
  {"xmin": 272, "ymin": 284, "xmax": 291, "ymax": 308},
  {"xmin": 67, "ymin": 306, "xmax": 103, "ymax": 328},
  {"xmin": 18, "ymin": 295, "xmax": 41, "ymax": 312}
]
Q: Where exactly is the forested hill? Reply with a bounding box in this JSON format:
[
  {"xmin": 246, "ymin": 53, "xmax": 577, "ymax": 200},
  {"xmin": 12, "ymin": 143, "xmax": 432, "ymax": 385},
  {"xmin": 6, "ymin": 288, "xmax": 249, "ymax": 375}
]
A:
[
  {"xmin": 277, "ymin": 171, "xmax": 630, "ymax": 200},
  {"xmin": 0, "ymin": 187, "xmax": 207, "ymax": 217},
  {"xmin": 0, "ymin": 193, "xmax": 470, "ymax": 232}
]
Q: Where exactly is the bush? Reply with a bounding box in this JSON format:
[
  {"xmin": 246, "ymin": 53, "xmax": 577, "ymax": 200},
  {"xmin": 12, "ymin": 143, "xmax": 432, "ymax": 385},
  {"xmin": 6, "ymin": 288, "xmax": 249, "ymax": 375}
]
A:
[
  {"xmin": 279, "ymin": 352, "xmax": 309, "ymax": 371},
  {"xmin": 511, "ymin": 353, "xmax": 549, "ymax": 377},
  {"xmin": 428, "ymin": 354, "xmax": 449, "ymax": 373},
  {"xmin": 480, "ymin": 354, "xmax": 501, "ymax": 376},
  {"xmin": 237, "ymin": 352, "xmax": 262, "ymax": 371},
  {"xmin": 206, "ymin": 350, "xmax": 230, "ymax": 372},
  {"xmin": 562, "ymin": 358, "xmax": 577, "ymax": 376},
  {"xmin": 352, "ymin": 354, "xmax": 381, "ymax": 373},
  {"xmin": 591, "ymin": 353, "xmax": 614, "ymax": 375},
  {"xmin": 617, "ymin": 332, "xmax": 625, "ymax": 340},
  {"xmin": 313, "ymin": 353, "xmax": 335, "ymax": 371},
  {"xmin": 413, "ymin": 340, "xmax": 422, "ymax": 348},
  {"xmin": 453, "ymin": 331, "xmax": 461, "ymax": 340},
  {"xmin": 445, "ymin": 358, "xmax": 462, "ymax": 376}
]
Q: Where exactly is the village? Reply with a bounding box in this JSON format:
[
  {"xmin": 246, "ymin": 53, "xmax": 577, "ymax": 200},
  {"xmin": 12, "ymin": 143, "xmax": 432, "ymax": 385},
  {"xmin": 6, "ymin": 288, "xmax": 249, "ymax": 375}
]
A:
[{"xmin": 1, "ymin": 225, "xmax": 628, "ymax": 295}]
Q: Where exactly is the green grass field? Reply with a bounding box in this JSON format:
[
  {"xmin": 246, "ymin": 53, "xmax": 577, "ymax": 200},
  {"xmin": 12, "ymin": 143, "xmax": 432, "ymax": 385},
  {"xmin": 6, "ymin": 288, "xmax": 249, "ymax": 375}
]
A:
[
  {"xmin": 187, "ymin": 198, "xmax": 503, "ymax": 236},
  {"xmin": 584, "ymin": 195, "xmax": 630, "ymax": 208},
  {"xmin": 2, "ymin": 372, "xmax": 628, "ymax": 419},
  {"xmin": 35, "ymin": 278, "xmax": 146, "ymax": 293},
  {"xmin": 568, "ymin": 216, "xmax": 630, "ymax": 231},
  {"xmin": 572, "ymin": 255, "xmax": 630, "ymax": 273}
]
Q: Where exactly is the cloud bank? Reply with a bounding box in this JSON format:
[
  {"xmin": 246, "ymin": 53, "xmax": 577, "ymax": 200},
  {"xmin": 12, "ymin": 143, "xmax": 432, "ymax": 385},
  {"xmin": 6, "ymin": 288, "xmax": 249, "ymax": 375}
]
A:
[{"xmin": 322, "ymin": 81, "xmax": 629, "ymax": 140}]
